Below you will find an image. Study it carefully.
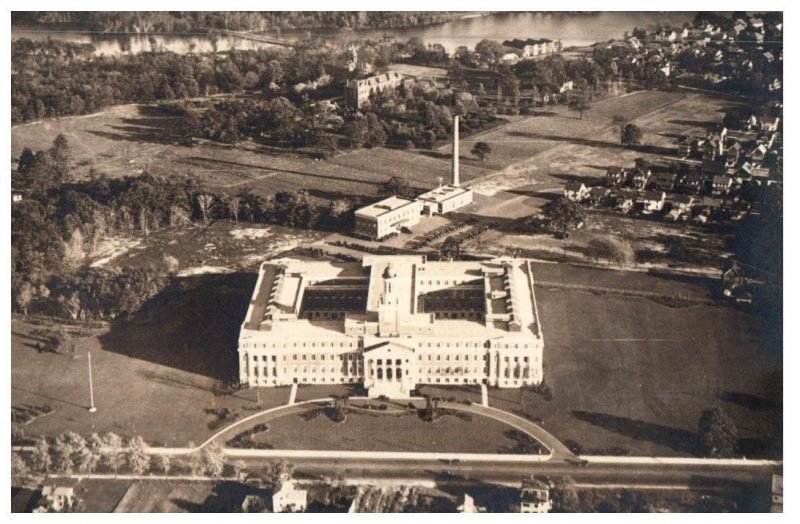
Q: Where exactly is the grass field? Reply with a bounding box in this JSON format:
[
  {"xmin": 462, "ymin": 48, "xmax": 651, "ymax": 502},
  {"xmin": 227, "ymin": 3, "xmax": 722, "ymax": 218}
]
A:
[
  {"xmin": 424, "ymin": 264, "xmax": 781, "ymax": 458},
  {"xmin": 11, "ymin": 103, "xmax": 492, "ymax": 204},
  {"xmin": 254, "ymin": 407, "xmax": 537, "ymax": 454}
]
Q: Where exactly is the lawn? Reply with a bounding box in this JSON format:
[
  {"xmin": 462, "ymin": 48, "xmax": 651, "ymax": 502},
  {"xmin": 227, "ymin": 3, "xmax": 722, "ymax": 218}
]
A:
[
  {"xmin": 425, "ymin": 265, "xmax": 782, "ymax": 458},
  {"xmin": 112, "ymin": 480, "xmax": 234, "ymax": 512},
  {"xmin": 251, "ymin": 404, "xmax": 539, "ymax": 454},
  {"xmin": 11, "ymin": 103, "xmax": 491, "ymax": 205}
]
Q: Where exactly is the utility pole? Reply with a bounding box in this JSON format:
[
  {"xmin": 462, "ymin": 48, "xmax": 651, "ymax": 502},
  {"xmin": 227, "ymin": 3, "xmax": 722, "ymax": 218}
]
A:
[{"xmin": 87, "ymin": 352, "xmax": 97, "ymax": 413}]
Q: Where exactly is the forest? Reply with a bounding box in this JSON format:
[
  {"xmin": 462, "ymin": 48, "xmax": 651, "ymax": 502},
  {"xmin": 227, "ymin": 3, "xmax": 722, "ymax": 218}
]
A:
[
  {"xmin": 11, "ymin": 136, "xmax": 357, "ymax": 320},
  {"xmin": 12, "ymin": 11, "xmax": 465, "ymax": 33}
]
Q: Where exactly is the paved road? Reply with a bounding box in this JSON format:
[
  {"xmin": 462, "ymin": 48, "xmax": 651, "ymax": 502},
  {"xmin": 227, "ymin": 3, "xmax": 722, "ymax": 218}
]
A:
[{"xmin": 231, "ymin": 454, "xmax": 780, "ymax": 491}]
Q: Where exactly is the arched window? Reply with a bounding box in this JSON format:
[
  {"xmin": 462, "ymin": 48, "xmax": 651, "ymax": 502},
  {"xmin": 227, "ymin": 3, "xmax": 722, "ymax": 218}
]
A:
[
  {"xmin": 387, "ymin": 368, "xmax": 393, "ymax": 380},
  {"xmin": 377, "ymin": 368, "xmax": 383, "ymax": 380},
  {"xmin": 396, "ymin": 368, "xmax": 402, "ymax": 380}
]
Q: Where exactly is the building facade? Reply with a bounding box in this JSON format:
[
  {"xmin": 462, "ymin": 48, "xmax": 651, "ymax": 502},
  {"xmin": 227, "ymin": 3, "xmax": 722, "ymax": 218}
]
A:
[
  {"xmin": 344, "ymin": 71, "xmax": 404, "ymax": 108},
  {"xmin": 353, "ymin": 196, "xmax": 422, "ymax": 240},
  {"xmin": 238, "ymin": 256, "xmax": 545, "ymax": 398}
]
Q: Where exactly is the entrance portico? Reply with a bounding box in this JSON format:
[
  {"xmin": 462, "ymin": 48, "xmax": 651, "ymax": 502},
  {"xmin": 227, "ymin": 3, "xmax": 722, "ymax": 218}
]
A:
[{"xmin": 363, "ymin": 341, "xmax": 415, "ymax": 398}]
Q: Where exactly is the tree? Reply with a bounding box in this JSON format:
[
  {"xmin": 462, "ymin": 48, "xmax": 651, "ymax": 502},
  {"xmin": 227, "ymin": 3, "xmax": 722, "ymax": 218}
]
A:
[
  {"xmin": 233, "ymin": 459, "xmax": 247, "ymax": 479},
  {"xmin": 196, "ymin": 193, "xmax": 214, "ymax": 223},
  {"xmin": 552, "ymin": 476, "xmax": 580, "ymax": 512},
  {"xmin": 202, "ymin": 442, "xmax": 226, "ymax": 478},
  {"xmin": 82, "ymin": 433, "xmax": 104, "ymax": 474},
  {"xmin": 378, "ymin": 176, "xmax": 415, "ymax": 199},
  {"xmin": 698, "ymin": 407, "xmax": 738, "ymax": 457},
  {"xmin": 12, "ymin": 451, "xmax": 29, "ymax": 485},
  {"xmin": 32, "ymin": 437, "xmax": 51, "ymax": 474},
  {"xmin": 621, "ymin": 123, "xmax": 643, "ymax": 146},
  {"xmin": 568, "ymin": 92, "xmax": 592, "ymax": 119},
  {"xmin": 14, "ymin": 280, "xmax": 35, "ymax": 316},
  {"xmin": 612, "ymin": 114, "xmax": 627, "ymax": 137},
  {"xmin": 188, "ymin": 452, "xmax": 204, "ymax": 478},
  {"xmin": 54, "ymin": 432, "xmax": 86, "ymax": 474},
  {"xmin": 586, "ymin": 237, "xmax": 632, "ymax": 268},
  {"xmin": 541, "ymin": 197, "xmax": 586, "ymax": 238},
  {"xmin": 471, "ymin": 141, "xmax": 492, "ymax": 161},
  {"xmin": 343, "ymin": 118, "xmax": 369, "ymax": 149},
  {"xmin": 157, "ymin": 454, "xmax": 171, "ymax": 476},
  {"xmin": 103, "ymin": 432, "xmax": 123, "ymax": 477},
  {"xmin": 440, "ymin": 236, "xmax": 461, "ymax": 261},
  {"xmin": 474, "ymin": 39, "xmax": 504, "ymax": 64},
  {"xmin": 127, "ymin": 436, "xmax": 150, "ymax": 477}
]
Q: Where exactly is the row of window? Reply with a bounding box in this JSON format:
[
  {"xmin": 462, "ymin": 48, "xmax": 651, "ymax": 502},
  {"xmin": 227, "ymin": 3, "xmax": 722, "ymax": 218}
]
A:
[{"xmin": 243, "ymin": 340, "xmax": 534, "ymax": 351}]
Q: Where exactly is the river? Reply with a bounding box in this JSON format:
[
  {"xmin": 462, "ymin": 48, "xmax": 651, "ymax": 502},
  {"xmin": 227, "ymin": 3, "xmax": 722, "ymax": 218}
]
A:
[{"xmin": 12, "ymin": 11, "xmax": 698, "ymax": 56}]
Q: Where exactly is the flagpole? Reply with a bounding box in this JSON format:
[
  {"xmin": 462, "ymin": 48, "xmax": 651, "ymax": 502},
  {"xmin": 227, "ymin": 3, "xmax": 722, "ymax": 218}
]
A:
[{"xmin": 87, "ymin": 352, "xmax": 97, "ymax": 413}]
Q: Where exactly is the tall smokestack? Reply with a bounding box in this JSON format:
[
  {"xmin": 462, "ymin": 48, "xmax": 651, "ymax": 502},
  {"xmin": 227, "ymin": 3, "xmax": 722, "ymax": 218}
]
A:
[{"xmin": 452, "ymin": 115, "xmax": 460, "ymax": 187}]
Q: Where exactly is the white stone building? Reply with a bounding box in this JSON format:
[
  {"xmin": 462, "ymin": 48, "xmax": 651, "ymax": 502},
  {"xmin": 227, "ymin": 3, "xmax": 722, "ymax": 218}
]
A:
[
  {"xmin": 238, "ymin": 255, "xmax": 545, "ymax": 398},
  {"xmin": 354, "ymin": 196, "xmax": 422, "ymax": 240}
]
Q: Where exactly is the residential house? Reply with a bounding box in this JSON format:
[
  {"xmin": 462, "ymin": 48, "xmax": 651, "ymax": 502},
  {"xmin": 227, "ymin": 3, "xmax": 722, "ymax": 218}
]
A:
[
  {"xmin": 605, "ymin": 166, "xmax": 629, "ymax": 187},
  {"xmin": 725, "ymin": 141, "xmax": 742, "ymax": 167},
  {"xmin": 721, "ymin": 261, "xmax": 748, "ymax": 298},
  {"xmin": 679, "ymin": 173, "xmax": 707, "ymax": 194},
  {"xmin": 626, "ymin": 36, "xmax": 642, "ymax": 50},
  {"xmin": 630, "ymin": 168, "xmax": 652, "ymax": 189},
  {"xmin": 458, "ymin": 494, "xmax": 486, "ymax": 513},
  {"xmin": 711, "ymin": 175, "xmax": 734, "ymax": 196},
  {"xmin": 649, "ymin": 172, "xmax": 677, "ymax": 192},
  {"xmin": 654, "ymin": 30, "xmax": 678, "ymax": 42},
  {"xmin": 763, "ymin": 117, "xmax": 781, "ymax": 132},
  {"xmin": 501, "ymin": 38, "xmax": 562, "ymax": 58},
  {"xmin": 564, "ymin": 182, "xmax": 589, "ymax": 202},
  {"xmin": 639, "ymin": 191, "xmax": 666, "ymax": 213},
  {"xmin": 749, "ymin": 18, "xmax": 764, "ymax": 30},
  {"xmin": 559, "ymin": 80, "xmax": 574, "ymax": 93},
  {"xmin": 762, "ymin": 51, "xmax": 775, "ymax": 63},
  {"xmin": 34, "ymin": 485, "xmax": 76, "ymax": 513},
  {"xmin": 272, "ymin": 479, "xmax": 308, "ymax": 513},
  {"xmin": 668, "ymin": 194, "xmax": 695, "ymax": 220},
  {"xmin": 749, "ymin": 143, "xmax": 768, "ymax": 165},
  {"xmin": 615, "ymin": 190, "xmax": 638, "ymax": 213},
  {"xmin": 586, "ymin": 187, "xmax": 611, "ymax": 206},
  {"xmin": 733, "ymin": 19, "xmax": 748, "ymax": 34},
  {"xmin": 768, "ymin": 77, "xmax": 782, "ymax": 91},
  {"xmin": 741, "ymin": 30, "xmax": 764, "ymax": 44},
  {"xmin": 520, "ymin": 479, "xmax": 552, "ymax": 513}
]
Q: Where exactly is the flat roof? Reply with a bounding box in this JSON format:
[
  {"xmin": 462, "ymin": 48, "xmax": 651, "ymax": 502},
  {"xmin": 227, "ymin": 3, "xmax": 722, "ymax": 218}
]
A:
[
  {"xmin": 417, "ymin": 184, "xmax": 472, "ymax": 204},
  {"xmin": 355, "ymin": 196, "xmax": 418, "ymax": 219},
  {"xmin": 241, "ymin": 256, "xmax": 542, "ymax": 340}
]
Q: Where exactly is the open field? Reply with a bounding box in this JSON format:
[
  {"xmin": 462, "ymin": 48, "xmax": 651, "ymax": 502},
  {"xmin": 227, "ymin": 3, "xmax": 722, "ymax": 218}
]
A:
[
  {"xmin": 87, "ymin": 220, "xmax": 323, "ymax": 274},
  {"xmin": 10, "ymin": 103, "xmax": 492, "ymax": 204},
  {"xmin": 112, "ymin": 480, "xmax": 231, "ymax": 512},
  {"xmin": 254, "ymin": 406, "xmax": 537, "ymax": 454},
  {"xmin": 424, "ymin": 264, "xmax": 781, "ymax": 458}
]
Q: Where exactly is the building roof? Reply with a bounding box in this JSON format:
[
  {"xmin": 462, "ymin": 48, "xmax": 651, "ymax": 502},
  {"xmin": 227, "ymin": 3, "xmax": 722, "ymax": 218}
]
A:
[
  {"xmin": 564, "ymin": 182, "xmax": 586, "ymax": 192},
  {"xmin": 240, "ymin": 257, "xmax": 543, "ymax": 341},
  {"xmin": 606, "ymin": 166, "xmax": 625, "ymax": 175},
  {"xmin": 355, "ymin": 196, "xmax": 419, "ymax": 219},
  {"xmin": 642, "ymin": 191, "xmax": 665, "ymax": 201},
  {"xmin": 416, "ymin": 185, "xmax": 471, "ymax": 204}
]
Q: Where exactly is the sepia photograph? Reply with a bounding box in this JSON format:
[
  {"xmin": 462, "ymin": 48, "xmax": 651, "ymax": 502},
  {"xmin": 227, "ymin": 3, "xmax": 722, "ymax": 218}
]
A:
[{"xmin": 7, "ymin": 4, "xmax": 784, "ymax": 514}]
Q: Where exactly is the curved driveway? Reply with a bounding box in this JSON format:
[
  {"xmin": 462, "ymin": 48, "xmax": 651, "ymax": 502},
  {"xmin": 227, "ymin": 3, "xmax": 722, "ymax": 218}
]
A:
[{"xmin": 146, "ymin": 398, "xmax": 567, "ymax": 461}]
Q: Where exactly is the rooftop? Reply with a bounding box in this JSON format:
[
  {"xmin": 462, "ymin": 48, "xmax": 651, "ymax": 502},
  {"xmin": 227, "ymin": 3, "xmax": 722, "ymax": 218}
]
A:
[
  {"xmin": 240, "ymin": 256, "xmax": 543, "ymax": 341},
  {"xmin": 355, "ymin": 195, "xmax": 418, "ymax": 218},
  {"xmin": 417, "ymin": 184, "xmax": 472, "ymax": 203}
]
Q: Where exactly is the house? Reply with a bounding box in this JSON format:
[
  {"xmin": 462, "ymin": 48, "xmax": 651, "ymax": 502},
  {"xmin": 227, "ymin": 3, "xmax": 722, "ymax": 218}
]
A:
[
  {"xmin": 626, "ymin": 36, "xmax": 642, "ymax": 49},
  {"xmin": 34, "ymin": 485, "xmax": 76, "ymax": 513},
  {"xmin": 721, "ymin": 261, "xmax": 748, "ymax": 298},
  {"xmin": 703, "ymin": 139, "xmax": 724, "ymax": 161},
  {"xmin": 501, "ymin": 38, "xmax": 562, "ymax": 58},
  {"xmin": 12, "ymin": 190, "xmax": 24, "ymax": 203},
  {"xmin": 649, "ymin": 172, "xmax": 677, "ymax": 192},
  {"xmin": 564, "ymin": 182, "xmax": 589, "ymax": 202},
  {"xmin": 520, "ymin": 478, "xmax": 552, "ymax": 513},
  {"xmin": 749, "ymin": 143, "xmax": 768, "ymax": 165},
  {"xmin": 559, "ymin": 80, "xmax": 574, "ymax": 93},
  {"xmin": 605, "ymin": 166, "xmax": 628, "ymax": 187},
  {"xmin": 711, "ymin": 175, "xmax": 733, "ymax": 196},
  {"xmin": 725, "ymin": 141, "xmax": 742, "ymax": 167},
  {"xmin": 242, "ymin": 495, "xmax": 269, "ymax": 513},
  {"xmin": 733, "ymin": 19, "xmax": 748, "ymax": 34},
  {"xmin": 586, "ymin": 187, "xmax": 611, "ymax": 206},
  {"xmin": 679, "ymin": 173, "xmax": 707, "ymax": 194},
  {"xmin": 630, "ymin": 168, "xmax": 652, "ymax": 189},
  {"xmin": 458, "ymin": 494, "xmax": 486, "ymax": 513},
  {"xmin": 762, "ymin": 51, "xmax": 775, "ymax": 63},
  {"xmin": 654, "ymin": 29, "xmax": 678, "ymax": 42},
  {"xmin": 763, "ymin": 117, "xmax": 781, "ymax": 132},
  {"xmin": 668, "ymin": 194, "xmax": 695, "ymax": 220},
  {"xmin": 272, "ymin": 479, "xmax": 307, "ymax": 513},
  {"xmin": 749, "ymin": 18, "xmax": 764, "ymax": 30},
  {"xmin": 767, "ymin": 77, "xmax": 782, "ymax": 91},
  {"xmin": 639, "ymin": 191, "xmax": 666, "ymax": 213},
  {"xmin": 614, "ymin": 190, "xmax": 638, "ymax": 213}
]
